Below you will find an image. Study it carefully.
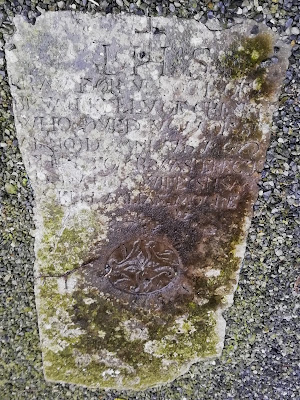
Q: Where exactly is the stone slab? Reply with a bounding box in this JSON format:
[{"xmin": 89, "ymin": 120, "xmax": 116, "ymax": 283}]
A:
[{"xmin": 5, "ymin": 12, "xmax": 290, "ymax": 390}]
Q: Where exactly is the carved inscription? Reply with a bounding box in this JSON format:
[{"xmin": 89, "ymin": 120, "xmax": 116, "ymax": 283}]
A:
[{"xmin": 8, "ymin": 14, "xmax": 268, "ymax": 214}]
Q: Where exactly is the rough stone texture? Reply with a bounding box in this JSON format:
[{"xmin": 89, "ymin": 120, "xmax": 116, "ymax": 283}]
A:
[{"xmin": 4, "ymin": 12, "xmax": 290, "ymax": 390}]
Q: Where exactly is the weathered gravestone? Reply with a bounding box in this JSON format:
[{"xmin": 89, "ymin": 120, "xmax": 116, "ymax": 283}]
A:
[{"xmin": 5, "ymin": 12, "xmax": 290, "ymax": 390}]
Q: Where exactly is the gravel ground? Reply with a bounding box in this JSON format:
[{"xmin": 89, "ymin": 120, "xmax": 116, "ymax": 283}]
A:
[{"xmin": 0, "ymin": 1, "xmax": 299, "ymax": 399}]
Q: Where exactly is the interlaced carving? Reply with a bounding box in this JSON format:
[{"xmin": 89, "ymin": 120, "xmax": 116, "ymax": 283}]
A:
[{"xmin": 106, "ymin": 238, "xmax": 179, "ymax": 294}]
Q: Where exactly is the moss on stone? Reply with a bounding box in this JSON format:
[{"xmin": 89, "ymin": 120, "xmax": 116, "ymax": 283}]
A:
[
  {"xmin": 220, "ymin": 32, "xmax": 273, "ymax": 80},
  {"xmin": 33, "ymin": 200, "xmax": 221, "ymax": 389},
  {"xmin": 250, "ymin": 68, "xmax": 277, "ymax": 101},
  {"xmin": 38, "ymin": 273, "xmax": 220, "ymax": 390},
  {"xmin": 37, "ymin": 201, "xmax": 102, "ymax": 275}
]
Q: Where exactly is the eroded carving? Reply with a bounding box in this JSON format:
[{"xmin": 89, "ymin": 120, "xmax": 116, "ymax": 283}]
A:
[{"xmin": 106, "ymin": 238, "xmax": 180, "ymax": 294}]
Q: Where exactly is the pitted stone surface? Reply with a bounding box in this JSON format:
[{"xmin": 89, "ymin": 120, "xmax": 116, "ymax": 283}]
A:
[{"xmin": 5, "ymin": 12, "xmax": 290, "ymax": 390}]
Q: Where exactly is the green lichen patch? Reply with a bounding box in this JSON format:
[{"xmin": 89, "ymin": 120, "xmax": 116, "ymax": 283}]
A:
[
  {"xmin": 220, "ymin": 32, "xmax": 274, "ymax": 80},
  {"xmin": 35, "ymin": 169, "xmax": 253, "ymax": 389},
  {"xmin": 250, "ymin": 68, "xmax": 278, "ymax": 101},
  {"xmin": 37, "ymin": 203, "xmax": 250, "ymax": 390},
  {"xmin": 33, "ymin": 179, "xmax": 253, "ymax": 389},
  {"xmin": 37, "ymin": 274, "xmax": 221, "ymax": 390},
  {"xmin": 231, "ymin": 112, "xmax": 263, "ymax": 143},
  {"xmin": 37, "ymin": 201, "xmax": 103, "ymax": 275},
  {"xmin": 37, "ymin": 279, "xmax": 79, "ymax": 344},
  {"xmin": 192, "ymin": 214, "xmax": 249, "ymax": 304}
]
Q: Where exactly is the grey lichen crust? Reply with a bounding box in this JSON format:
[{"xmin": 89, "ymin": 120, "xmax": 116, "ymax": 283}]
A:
[{"xmin": 4, "ymin": 12, "xmax": 290, "ymax": 390}]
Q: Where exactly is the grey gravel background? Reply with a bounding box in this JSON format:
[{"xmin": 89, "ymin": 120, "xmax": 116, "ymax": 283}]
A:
[{"xmin": 0, "ymin": 0, "xmax": 299, "ymax": 399}]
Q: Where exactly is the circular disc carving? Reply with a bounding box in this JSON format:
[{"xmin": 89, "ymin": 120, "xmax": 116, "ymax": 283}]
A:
[{"xmin": 106, "ymin": 238, "xmax": 180, "ymax": 294}]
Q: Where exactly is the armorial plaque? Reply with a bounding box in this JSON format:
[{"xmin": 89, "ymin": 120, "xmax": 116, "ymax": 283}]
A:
[{"xmin": 5, "ymin": 12, "xmax": 290, "ymax": 390}]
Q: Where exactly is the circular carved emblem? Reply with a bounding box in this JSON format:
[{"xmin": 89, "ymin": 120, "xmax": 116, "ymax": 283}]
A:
[{"xmin": 106, "ymin": 238, "xmax": 180, "ymax": 295}]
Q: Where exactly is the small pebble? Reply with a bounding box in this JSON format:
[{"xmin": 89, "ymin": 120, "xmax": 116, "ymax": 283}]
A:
[
  {"xmin": 169, "ymin": 3, "xmax": 175, "ymax": 12},
  {"xmin": 5, "ymin": 182, "xmax": 17, "ymax": 194},
  {"xmin": 291, "ymin": 26, "xmax": 300, "ymax": 34}
]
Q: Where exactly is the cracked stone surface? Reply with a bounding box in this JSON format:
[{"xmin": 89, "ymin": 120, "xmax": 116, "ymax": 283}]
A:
[{"xmin": 4, "ymin": 12, "xmax": 290, "ymax": 390}]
